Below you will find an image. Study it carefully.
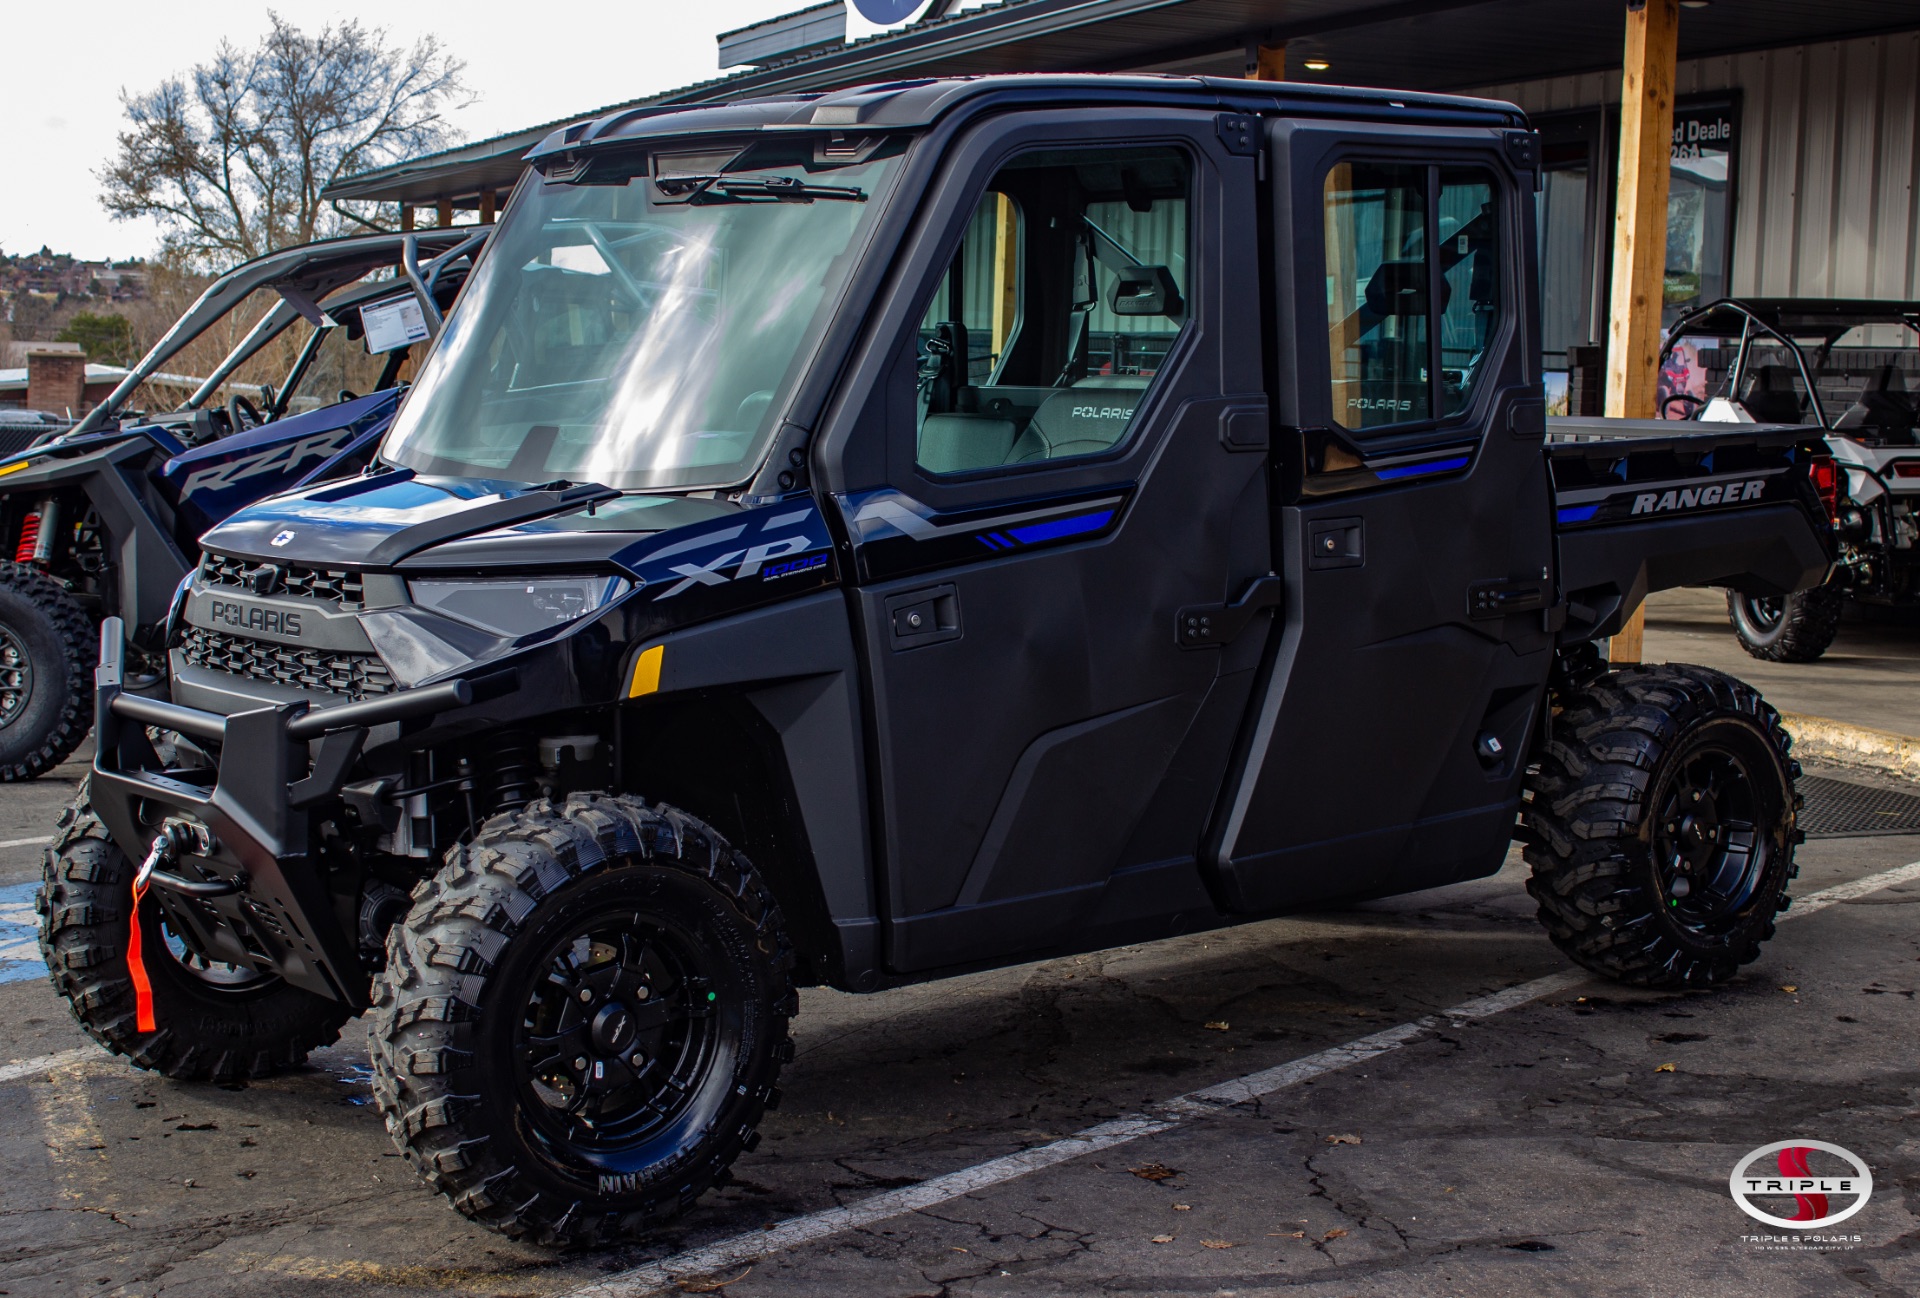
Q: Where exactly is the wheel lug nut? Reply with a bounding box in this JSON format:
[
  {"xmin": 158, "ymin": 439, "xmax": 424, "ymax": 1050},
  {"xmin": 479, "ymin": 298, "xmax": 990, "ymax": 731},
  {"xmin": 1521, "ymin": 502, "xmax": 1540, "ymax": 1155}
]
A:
[
  {"xmin": 579, "ymin": 988, "xmax": 593, "ymax": 1003},
  {"xmin": 636, "ymin": 986, "xmax": 650, "ymax": 1001},
  {"xmin": 573, "ymin": 1056, "xmax": 588, "ymax": 1071},
  {"xmin": 629, "ymin": 1051, "xmax": 645, "ymax": 1067}
]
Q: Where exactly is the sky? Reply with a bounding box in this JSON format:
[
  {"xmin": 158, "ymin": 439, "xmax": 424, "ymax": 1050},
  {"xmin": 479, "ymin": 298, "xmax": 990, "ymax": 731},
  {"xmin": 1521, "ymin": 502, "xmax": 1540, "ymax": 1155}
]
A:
[{"xmin": 1, "ymin": 0, "xmax": 797, "ymax": 262}]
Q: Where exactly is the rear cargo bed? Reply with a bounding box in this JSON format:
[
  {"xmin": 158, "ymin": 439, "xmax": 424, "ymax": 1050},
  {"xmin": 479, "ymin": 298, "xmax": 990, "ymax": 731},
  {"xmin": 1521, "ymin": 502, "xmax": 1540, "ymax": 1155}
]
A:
[{"xmin": 1544, "ymin": 416, "xmax": 1832, "ymax": 641}]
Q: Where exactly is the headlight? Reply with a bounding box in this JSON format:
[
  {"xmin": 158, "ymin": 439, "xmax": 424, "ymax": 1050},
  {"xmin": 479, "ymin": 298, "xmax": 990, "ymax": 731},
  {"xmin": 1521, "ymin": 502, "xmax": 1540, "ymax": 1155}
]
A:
[{"xmin": 408, "ymin": 574, "xmax": 629, "ymax": 638}]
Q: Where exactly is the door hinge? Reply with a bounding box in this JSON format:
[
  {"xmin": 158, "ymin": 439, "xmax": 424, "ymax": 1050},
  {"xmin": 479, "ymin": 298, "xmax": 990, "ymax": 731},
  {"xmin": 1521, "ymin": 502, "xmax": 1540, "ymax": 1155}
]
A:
[
  {"xmin": 1177, "ymin": 574, "xmax": 1284, "ymax": 648},
  {"xmin": 1468, "ymin": 577, "xmax": 1550, "ymax": 621},
  {"xmin": 1216, "ymin": 113, "xmax": 1260, "ymax": 157}
]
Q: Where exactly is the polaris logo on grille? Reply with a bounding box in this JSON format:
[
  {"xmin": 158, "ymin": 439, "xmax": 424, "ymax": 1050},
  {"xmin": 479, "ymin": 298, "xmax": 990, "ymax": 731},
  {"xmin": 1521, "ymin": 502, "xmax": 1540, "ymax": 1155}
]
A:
[
  {"xmin": 1632, "ymin": 480, "xmax": 1766, "ymax": 514},
  {"xmin": 208, "ymin": 600, "xmax": 302, "ymax": 637}
]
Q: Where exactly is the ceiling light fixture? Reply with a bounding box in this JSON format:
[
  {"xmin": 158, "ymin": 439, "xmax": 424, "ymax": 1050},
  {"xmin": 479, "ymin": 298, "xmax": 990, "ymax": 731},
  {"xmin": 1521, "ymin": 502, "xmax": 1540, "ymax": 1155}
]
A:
[{"xmin": 1303, "ymin": 58, "xmax": 1331, "ymax": 71}]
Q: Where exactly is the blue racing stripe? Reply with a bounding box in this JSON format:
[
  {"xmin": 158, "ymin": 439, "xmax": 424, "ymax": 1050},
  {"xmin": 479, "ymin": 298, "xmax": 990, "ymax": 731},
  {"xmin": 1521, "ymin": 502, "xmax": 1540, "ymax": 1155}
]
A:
[
  {"xmin": 1005, "ymin": 510, "xmax": 1114, "ymax": 545},
  {"xmin": 1375, "ymin": 455, "xmax": 1471, "ymax": 482}
]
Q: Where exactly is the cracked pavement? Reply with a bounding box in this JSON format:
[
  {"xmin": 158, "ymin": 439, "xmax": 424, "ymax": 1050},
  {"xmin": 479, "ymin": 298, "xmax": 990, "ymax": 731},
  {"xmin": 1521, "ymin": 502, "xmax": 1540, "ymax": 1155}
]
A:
[{"xmin": 0, "ymin": 744, "xmax": 1914, "ymax": 1296}]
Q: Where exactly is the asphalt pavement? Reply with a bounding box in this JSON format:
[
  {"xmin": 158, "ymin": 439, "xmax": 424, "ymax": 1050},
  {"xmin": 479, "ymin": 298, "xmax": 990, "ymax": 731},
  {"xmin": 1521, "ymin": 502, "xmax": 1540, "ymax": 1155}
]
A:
[
  {"xmin": 0, "ymin": 628, "xmax": 1914, "ymax": 1296},
  {"xmin": 1644, "ymin": 588, "xmax": 1920, "ymax": 738}
]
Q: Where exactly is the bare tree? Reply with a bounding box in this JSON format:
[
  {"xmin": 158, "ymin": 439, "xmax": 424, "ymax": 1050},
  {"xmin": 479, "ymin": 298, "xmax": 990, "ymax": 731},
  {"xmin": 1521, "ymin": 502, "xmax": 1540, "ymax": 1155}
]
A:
[{"xmin": 100, "ymin": 13, "xmax": 470, "ymax": 269}]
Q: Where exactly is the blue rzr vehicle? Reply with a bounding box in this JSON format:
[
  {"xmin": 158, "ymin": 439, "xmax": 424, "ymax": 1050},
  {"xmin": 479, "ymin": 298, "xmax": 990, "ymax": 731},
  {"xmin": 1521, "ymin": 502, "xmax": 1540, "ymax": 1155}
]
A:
[{"xmin": 0, "ymin": 229, "xmax": 485, "ymax": 778}]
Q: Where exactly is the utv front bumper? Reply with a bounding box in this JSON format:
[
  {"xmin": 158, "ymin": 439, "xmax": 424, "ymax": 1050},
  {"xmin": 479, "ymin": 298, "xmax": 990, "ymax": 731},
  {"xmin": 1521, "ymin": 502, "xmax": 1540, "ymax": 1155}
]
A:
[{"xmin": 88, "ymin": 618, "xmax": 486, "ymax": 1004}]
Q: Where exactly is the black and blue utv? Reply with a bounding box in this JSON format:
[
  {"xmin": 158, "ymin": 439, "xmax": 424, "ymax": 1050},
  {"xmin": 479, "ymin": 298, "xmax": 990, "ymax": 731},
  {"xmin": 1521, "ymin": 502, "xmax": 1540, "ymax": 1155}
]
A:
[
  {"xmin": 0, "ymin": 229, "xmax": 484, "ymax": 778},
  {"xmin": 46, "ymin": 75, "xmax": 1832, "ymax": 1246}
]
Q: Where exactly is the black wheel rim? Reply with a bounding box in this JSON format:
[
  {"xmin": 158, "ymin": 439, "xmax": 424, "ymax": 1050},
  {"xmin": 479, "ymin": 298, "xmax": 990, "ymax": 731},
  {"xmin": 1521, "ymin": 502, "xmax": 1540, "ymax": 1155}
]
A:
[
  {"xmin": 159, "ymin": 918, "xmax": 276, "ymax": 990},
  {"xmin": 0, "ymin": 622, "xmax": 32, "ymax": 731},
  {"xmin": 1740, "ymin": 595, "xmax": 1784, "ymax": 633},
  {"xmin": 513, "ymin": 914, "xmax": 724, "ymax": 1161},
  {"xmin": 1652, "ymin": 744, "xmax": 1768, "ymax": 934}
]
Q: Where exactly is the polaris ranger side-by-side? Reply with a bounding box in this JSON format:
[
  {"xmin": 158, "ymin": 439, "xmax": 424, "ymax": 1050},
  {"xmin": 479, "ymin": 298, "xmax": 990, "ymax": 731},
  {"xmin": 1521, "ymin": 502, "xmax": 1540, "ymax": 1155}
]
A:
[
  {"xmin": 44, "ymin": 76, "xmax": 1832, "ymax": 1246},
  {"xmin": 0, "ymin": 230, "xmax": 485, "ymax": 779}
]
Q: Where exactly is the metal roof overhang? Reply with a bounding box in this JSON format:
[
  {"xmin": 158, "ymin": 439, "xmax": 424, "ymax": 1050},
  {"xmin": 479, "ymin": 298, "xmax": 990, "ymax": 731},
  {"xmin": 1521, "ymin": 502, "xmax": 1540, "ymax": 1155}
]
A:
[{"xmin": 323, "ymin": 0, "xmax": 1920, "ymax": 207}]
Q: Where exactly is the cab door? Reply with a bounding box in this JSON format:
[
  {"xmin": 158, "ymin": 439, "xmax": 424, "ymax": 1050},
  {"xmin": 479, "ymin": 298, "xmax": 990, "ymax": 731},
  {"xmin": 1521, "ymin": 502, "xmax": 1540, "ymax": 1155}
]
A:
[
  {"xmin": 1204, "ymin": 121, "xmax": 1554, "ymax": 912},
  {"xmin": 824, "ymin": 111, "xmax": 1271, "ymax": 973}
]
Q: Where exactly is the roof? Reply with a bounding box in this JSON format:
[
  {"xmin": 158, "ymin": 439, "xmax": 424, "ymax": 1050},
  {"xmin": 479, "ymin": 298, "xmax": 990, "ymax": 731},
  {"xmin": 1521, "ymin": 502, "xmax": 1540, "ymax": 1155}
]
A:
[
  {"xmin": 1673, "ymin": 298, "xmax": 1920, "ymax": 336},
  {"xmin": 322, "ymin": 0, "xmax": 1920, "ymax": 208},
  {"xmin": 0, "ymin": 363, "xmax": 207, "ymax": 394},
  {"xmin": 522, "ymin": 73, "xmax": 1521, "ymax": 160}
]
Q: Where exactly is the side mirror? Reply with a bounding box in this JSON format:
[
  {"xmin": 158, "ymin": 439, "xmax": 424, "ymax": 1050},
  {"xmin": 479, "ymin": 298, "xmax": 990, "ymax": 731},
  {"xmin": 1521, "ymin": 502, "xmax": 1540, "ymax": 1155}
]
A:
[{"xmin": 1108, "ymin": 265, "xmax": 1184, "ymax": 318}]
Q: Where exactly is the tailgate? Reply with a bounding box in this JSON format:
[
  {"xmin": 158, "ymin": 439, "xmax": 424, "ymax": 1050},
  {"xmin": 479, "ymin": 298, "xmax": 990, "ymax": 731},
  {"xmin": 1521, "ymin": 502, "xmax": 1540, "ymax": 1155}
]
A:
[{"xmin": 1545, "ymin": 417, "xmax": 1834, "ymax": 641}]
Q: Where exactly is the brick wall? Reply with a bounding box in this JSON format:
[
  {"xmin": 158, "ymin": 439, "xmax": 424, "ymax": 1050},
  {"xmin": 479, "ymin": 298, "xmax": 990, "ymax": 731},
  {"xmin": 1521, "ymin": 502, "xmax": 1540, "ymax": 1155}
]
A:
[{"xmin": 25, "ymin": 349, "xmax": 86, "ymax": 416}]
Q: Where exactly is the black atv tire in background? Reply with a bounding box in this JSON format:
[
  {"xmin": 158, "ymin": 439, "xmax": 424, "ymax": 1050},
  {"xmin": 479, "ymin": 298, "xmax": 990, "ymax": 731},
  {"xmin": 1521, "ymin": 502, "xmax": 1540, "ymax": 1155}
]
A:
[
  {"xmin": 1726, "ymin": 585, "xmax": 1843, "ymax": 663},
  {"xmin": 37, "ymin": 795, "xmax": 355, "ymax": 1080},
  {"xmin": 1521, "ymin": 663, "xmax": 1801, "ymax": 989},
  {"xmin": 372, "ymin": 793, "xmax": 796, "ymax": 1247},
  {"xmin": 0, "ymin": 562, "xmax": 94, "ymax": 780}
]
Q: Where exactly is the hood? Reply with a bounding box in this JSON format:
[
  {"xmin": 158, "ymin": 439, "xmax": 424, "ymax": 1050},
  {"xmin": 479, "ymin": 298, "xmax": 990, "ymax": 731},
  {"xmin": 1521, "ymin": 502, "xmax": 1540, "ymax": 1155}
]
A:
[{"xmin": 197, "ymin": 470, "xmax": 737, "ymax": 569}]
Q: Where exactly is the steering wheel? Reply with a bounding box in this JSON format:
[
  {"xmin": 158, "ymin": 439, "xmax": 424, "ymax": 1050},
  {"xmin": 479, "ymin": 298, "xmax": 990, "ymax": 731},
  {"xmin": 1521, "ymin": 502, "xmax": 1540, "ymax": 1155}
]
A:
[
  {"xmin": 227, "ymin": 393, "xmax": 261, "ymax": 431},
  {"xmin": 338, "ymin": 389, "xmax": 360, "ymax": 404},
  {"xmin": 1661, "ymin": 393, "xmax": 1706, "ymax": 420}
]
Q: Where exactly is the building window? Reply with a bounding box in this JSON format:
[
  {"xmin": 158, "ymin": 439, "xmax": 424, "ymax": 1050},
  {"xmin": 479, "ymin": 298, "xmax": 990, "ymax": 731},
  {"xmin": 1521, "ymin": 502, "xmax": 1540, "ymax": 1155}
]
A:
[{"xmin": 1664, "ymin": 95, "xmax": 1739, "ymax": 326}]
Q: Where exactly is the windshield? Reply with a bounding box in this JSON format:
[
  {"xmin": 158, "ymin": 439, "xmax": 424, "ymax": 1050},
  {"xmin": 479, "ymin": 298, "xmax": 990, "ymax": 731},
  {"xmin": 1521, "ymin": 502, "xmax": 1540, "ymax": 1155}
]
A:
[
  {"xmin": 281, "ymin": 324, "xmax": 406, "ymax": 415},
  {"xmin": 382, "ymin": 136, "xmax": 906, "ymax": 490}
]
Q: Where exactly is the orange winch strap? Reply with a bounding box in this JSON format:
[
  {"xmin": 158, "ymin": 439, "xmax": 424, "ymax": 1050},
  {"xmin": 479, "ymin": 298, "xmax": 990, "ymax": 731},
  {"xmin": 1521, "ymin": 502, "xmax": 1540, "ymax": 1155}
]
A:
[{"xmin": 126, "ymin": 877, "xmax": 156, "ymax": 1033}]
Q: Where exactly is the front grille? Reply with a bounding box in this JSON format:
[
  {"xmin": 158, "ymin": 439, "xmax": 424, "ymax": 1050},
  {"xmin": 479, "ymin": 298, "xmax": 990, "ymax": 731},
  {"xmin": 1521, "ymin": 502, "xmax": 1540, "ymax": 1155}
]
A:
[
  {"xmin": 180, "ymin": 626, "xmax": 395, "ymax": 701},
  {"xmin": 200, "ymin": 553, "xmax": 365, "ymax": 607}
]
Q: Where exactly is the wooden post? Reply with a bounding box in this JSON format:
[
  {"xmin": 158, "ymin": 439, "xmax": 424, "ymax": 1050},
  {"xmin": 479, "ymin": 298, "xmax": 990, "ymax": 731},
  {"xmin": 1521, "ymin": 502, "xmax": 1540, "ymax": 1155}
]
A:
[
  {"xmin": 1249, "ymin": 40, "xmax": 1286, "ymax": 81},
  {"xmin": 400, "ymin": 205, "xmax": 415, "ymax": 232},
  {"xmin": 1604, "ymin": 0, "xmax": 1679, "ymax": 665},
  {"xmin": 437, "ymin": 198, "xmax": 455, "ymax": 229},
  {"xmin": 480, "ymin": 189, "xmax": 496, "ymax": 225},
  {"xmin": 990, "ymin": 193, "xmax": 1018, "ymax": 367}
]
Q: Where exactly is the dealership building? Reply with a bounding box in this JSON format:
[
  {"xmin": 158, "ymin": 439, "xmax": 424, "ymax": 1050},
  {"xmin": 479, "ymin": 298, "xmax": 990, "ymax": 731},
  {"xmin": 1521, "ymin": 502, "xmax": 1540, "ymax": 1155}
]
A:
[{"xmin": 327, "ymin": 0, "xmax": 1920, "ymax": 408}]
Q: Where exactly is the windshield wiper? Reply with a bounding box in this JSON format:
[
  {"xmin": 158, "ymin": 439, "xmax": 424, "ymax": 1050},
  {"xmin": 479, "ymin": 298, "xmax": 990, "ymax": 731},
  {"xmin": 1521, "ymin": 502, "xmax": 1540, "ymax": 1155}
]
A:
[{"xmin": 655, "ymin": 173, "xmax": 866, "ymax": 205}]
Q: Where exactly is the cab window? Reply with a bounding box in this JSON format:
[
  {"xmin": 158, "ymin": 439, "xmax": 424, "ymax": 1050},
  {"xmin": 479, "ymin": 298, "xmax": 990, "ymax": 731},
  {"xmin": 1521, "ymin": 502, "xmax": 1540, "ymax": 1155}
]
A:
[
  {"xmin": 914, "ymin": 146, "xmax": 1192, "ymax": 475},
  {"xmin": 1324, "ymin": 162, "xmax": 1503, "ymax": 433}
]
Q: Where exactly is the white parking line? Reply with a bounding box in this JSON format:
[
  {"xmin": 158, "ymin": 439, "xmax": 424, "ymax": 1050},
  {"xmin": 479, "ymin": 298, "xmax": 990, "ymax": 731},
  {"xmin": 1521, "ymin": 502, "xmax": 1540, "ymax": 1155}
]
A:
[
  {"xmin": 0, "ymin": 836, "xmax": 50, "ymax": 850},
  {"xmin": 562, "ymin": 857, "xmax": 1920, "ymax": 1298},
  {"xmin": 0, "ymin": 1048, "xmax": 96, "ymax": 1084}
]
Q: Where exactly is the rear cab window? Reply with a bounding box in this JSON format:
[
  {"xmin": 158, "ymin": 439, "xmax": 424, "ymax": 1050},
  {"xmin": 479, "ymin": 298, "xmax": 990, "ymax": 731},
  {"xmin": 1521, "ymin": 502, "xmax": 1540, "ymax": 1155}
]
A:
[{"xmin": 1323, "ymin": 162, "xmax": 1504, "ymax": 436}]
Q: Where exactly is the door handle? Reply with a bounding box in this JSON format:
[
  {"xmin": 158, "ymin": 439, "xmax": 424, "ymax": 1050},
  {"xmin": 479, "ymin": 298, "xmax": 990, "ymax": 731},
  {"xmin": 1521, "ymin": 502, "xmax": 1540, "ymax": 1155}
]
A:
[{"xmin": 884, "ymin": 584, "xmax": 962, "ymax": 651}]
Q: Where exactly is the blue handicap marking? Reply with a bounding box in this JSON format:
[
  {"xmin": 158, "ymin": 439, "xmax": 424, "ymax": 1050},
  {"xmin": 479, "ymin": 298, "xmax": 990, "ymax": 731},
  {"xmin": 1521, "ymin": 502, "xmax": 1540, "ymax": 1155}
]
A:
[{"xmin": 0, "ymin": 880, "xmax": 47, "ymax": 984}]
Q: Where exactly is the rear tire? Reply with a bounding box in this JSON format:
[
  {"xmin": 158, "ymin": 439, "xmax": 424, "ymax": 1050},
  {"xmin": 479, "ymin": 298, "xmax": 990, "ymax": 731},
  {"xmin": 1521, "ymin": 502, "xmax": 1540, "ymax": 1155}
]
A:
[
  {"xmin": 0, "ymin": 562, "xmax": 94, "ymax": 781},
  {"xmin": 1521, "ymin": 663, "xmax": 1801, "ymax": 989},
  {"xmin": 371, "ymin": 793, "xmax": 795, "ymax": 1247},
  {"xmin": 1726, "ymin": 586, "xmax": 1842, "ymax": 663},
  {"xmin": 37, "ymin": 792, "xmax": 355, "ymax": 1081}
]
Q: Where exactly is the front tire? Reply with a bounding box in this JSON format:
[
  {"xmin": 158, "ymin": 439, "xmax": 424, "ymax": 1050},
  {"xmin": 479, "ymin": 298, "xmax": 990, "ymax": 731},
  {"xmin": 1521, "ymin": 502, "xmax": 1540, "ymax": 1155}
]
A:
[
  {"xmin": 371, "ymin": 793, "xmax": 795, "ymax": 1247},
  {"xmin": 1521, "ymin": 664, "xmax": 1801, "ymax": 988},
  {"xmin": 37, "ymin": 793, "xmax": 355, "ymax": 1080},
  {"xmin": 0, "ymin": 562, "xmax": 94, "ymax": 780},
  {"xmin": 1727, "ymin": 586, "xmax": 1842, "ymax": 663}
]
